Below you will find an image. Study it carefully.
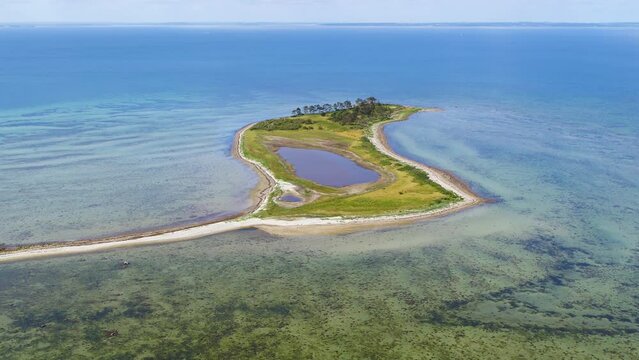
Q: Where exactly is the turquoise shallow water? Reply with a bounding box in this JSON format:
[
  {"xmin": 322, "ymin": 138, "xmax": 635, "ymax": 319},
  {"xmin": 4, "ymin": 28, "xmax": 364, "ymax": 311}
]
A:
[
  {"xmin": 0, "ymin": 98, "xmax": 261, "ymax": 243},
  {"xmin": 0, "ymin": 25, "xmax": 638, "ymax": 357}
]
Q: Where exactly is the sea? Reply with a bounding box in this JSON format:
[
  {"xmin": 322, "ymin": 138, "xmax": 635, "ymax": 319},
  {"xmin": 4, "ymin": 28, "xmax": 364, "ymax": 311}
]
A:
[{"xmin": 0, "ymin": 25, "xmax": 638, "ymax": 358}]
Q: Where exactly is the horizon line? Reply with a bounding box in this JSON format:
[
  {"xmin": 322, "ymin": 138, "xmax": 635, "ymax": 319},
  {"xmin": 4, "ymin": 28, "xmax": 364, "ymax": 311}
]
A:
[{"xmin": 1, "ymin": 21, "xmax": 638, "ymax": 27}]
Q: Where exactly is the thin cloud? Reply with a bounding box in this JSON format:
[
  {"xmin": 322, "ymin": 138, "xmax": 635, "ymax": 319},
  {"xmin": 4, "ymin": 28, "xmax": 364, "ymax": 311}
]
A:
[{"xmin": 0, "ymin": 0, "xmax": 637, "ymax": 23}]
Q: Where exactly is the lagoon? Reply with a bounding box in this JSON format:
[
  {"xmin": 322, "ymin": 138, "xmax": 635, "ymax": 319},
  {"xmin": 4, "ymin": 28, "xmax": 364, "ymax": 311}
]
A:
[
  {"xmin": 276, "ymin": 146, "xmax": 380, "ymax": 187},
  {"xmin": 279, "ymin": 194, "xmax": 302, "ymax": 202}
]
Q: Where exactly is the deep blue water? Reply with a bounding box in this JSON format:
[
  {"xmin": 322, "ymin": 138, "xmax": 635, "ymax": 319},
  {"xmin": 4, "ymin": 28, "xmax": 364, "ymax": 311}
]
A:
[
  {"xmin": 2, "ymin": 26, "xmax": 638, "ymax": 110},
  {"xmin": 277, "ymin": 147, "xmax": 379, "ymax": 187}
]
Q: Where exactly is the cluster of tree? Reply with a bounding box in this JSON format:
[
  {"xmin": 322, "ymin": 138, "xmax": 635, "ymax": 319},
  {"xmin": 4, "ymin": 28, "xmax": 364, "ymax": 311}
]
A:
[
  {"xmin": 329, "ymin": 97, "xmax": 391, "ymax": 127},
  {"xmin": 291, "ymin": 100, "xmax": 360, "ymax": 116},
  {"xmin": 288, "ymin": 97, "xmax": 391, "ymax": 127},
  {"xmin": 291, "ymin": 97, "xmax": 386, "ymax": 117}
]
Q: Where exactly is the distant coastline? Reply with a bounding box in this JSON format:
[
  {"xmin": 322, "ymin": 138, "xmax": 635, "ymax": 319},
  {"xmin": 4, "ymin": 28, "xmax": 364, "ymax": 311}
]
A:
[
  {"xmin": 0, "ymin": 104, "xmax": 485, "ymax": 263},
  {"xmin": 2, "ymin": 22, "xmax": 638, "ymax": 28}
]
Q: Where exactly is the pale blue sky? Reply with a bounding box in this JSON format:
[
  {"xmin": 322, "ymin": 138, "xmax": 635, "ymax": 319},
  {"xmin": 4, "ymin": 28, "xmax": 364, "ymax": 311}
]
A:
[{"xmin": 1, "ymin": 0, "xmax": 637, "ymax": 23}]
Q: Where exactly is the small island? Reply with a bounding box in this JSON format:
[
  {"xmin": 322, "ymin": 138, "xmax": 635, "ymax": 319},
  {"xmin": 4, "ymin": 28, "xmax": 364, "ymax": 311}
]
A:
[
  {"xmin": 0, "ymin": 99, "xmax": 483, "ymax": 262},
  {"xmin": 239, "ymin": 98, "xmax": 463, "ymax": 219}
]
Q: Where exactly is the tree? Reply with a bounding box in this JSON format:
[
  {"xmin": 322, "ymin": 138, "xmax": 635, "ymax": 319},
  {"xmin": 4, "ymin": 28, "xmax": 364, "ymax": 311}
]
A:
[{"xmin": 295, "ymin": 97, "xmax": 383, "ymax": 123}]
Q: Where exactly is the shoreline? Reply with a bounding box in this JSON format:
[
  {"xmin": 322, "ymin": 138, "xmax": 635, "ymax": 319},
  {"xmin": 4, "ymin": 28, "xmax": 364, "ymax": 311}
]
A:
[
  {"xmin": 0, "ymin": 108, "xmax": 485, "ymax": 263},
  {"xmin": 371, "ymin": 111, "xmax": 483, "ymax": 209}
]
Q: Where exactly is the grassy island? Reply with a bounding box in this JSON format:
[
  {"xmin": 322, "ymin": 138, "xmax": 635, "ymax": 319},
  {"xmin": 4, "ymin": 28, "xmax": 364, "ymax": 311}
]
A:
[
  {"xmin": 0, "ymin": 98, "xmax": 482, "ymax": 263},
  {"xmin": 240, "ymin": 98, "xmax": 463, "ymax": 218}
]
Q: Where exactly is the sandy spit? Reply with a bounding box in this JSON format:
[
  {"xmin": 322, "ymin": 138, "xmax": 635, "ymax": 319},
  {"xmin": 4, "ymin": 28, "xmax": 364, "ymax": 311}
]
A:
[{"xmin": 0, "ymin": 110, "xmax": 485, "ymax": 263}]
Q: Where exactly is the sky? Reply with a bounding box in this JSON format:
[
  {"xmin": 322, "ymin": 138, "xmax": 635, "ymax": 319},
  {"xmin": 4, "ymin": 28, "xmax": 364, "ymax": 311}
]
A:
[{"xmin": 0, "ymin": 0, "xmax": 638, "ymax": 24}]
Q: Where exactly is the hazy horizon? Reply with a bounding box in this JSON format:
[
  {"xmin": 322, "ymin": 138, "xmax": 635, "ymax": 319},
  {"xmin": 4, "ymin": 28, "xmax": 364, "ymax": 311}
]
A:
[
  {"xmin": 1, "ymin": 21, "xmax": 638, "ymax": 26},
  {"xmin": 1, "ymin": 0, "xmax": 637, "ymax": 24}
]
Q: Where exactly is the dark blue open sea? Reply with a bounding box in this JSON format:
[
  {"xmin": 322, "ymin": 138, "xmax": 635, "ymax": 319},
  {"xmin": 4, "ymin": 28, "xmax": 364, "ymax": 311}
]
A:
[{"xmin": 0, "ymin": 25, "xmax": 638, "ymax": 358}]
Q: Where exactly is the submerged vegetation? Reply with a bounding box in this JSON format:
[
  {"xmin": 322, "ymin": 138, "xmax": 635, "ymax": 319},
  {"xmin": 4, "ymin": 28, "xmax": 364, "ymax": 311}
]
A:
[
  {"xmin": 243, "ymin": 98, "xmax": 461, "ymax": 218},
  {"xmin": 1, "ymin": 228, "xmax": 636, "ymax": 359}
]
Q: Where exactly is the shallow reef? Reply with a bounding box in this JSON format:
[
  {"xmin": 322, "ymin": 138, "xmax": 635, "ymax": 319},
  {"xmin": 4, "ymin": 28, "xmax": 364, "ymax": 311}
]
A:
[{"xmin": 1, "ymin": 223, "xmax": 637, "ymax": 359}]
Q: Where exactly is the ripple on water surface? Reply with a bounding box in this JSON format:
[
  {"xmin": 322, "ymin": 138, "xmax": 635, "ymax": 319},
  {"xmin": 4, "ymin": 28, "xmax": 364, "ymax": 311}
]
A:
[{"xmin": 0, "ymin": 98, "xmax": 261, "ymax": 245}]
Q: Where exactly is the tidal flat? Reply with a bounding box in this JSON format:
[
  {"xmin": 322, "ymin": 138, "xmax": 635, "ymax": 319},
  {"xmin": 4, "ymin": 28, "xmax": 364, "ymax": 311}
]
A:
[{"xmin": 1, "ymin": 204, "xmax": 637, "ymax": 359}]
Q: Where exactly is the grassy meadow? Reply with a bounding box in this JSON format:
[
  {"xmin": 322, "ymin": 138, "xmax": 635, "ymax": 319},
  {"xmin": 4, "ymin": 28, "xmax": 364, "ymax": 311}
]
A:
[{"xmin": 240, "ymin": 104, "xmax": 461, "ymax": 218}]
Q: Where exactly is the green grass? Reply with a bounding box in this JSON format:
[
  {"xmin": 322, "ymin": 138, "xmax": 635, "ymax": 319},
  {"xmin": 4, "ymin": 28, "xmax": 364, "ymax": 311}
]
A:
[{"xmin": 242, "ymin": 104, "xmax": 460, "ymax": 218}]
